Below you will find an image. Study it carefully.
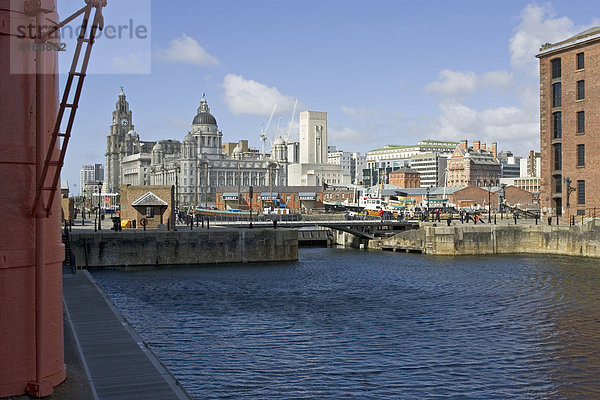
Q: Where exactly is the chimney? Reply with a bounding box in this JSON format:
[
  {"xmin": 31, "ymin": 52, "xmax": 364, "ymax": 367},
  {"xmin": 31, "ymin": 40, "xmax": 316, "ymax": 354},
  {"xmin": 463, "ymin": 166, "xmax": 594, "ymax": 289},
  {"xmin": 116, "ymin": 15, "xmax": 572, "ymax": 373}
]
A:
[
  {"xmin": 481, "ymin": 143, "xmax": 486, "ymax": 151},
  {"xmin": 529, "ymin": 150, "xmax": 535, "ymax": 176},
  {"xmin": 459, "ymin": 139, "xmax": 468, "ymax": 149},
  {"xmin": 491, "ymin": 142, "xmax": 498, "ymax": 158},
  {"xmin": 473, "ymin": 141, "xmax": 481, "ymax": 151}
]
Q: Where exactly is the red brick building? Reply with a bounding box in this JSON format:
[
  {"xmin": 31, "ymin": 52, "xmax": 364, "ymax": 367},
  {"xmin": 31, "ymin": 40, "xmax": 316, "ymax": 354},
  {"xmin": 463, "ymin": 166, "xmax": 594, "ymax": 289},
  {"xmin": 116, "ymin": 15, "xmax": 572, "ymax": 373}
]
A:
[
  {"xmin": 388, "ymin": 166, "xmax": 421, "ymax": 188},
  {"xmin": 401, "ymin": 185, "xmax": 534, "ymax": 210},
  {"xmin": 446, "ymin": 140, "xmax": 500, "ymax": 187},
  {"xmin": 215, "ymin": 186, "xmax": 324, "ymax": 213},
  {"xmin": 537, "ymin": 28, "xmax": 600, "ymax": 218}
]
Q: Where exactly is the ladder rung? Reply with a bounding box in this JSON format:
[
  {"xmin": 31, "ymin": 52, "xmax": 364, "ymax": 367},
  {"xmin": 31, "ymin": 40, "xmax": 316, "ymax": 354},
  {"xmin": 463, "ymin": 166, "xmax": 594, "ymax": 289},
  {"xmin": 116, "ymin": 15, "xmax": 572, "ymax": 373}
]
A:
[
  {"xmin": 57, "ymin": 132, "xmax": 67, "ymax": 137},
  {"xmin": 79, "ymin": 38, "xmax": 91, "ymax": 43},
  {"xmin": 72, "ymin": 72, "xmax": 86, "ymax": 77},
  {"xmin": 64, "ymin": 104, "xmax": 76, "ymax": 108}
]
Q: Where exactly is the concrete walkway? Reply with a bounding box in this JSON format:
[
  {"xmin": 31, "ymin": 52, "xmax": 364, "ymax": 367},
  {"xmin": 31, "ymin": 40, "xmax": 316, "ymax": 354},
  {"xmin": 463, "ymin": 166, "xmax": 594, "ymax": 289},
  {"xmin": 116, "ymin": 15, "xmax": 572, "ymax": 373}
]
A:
[{"xmin": 62, "ymin": 271, "xmax": 191, "ymax": 400}]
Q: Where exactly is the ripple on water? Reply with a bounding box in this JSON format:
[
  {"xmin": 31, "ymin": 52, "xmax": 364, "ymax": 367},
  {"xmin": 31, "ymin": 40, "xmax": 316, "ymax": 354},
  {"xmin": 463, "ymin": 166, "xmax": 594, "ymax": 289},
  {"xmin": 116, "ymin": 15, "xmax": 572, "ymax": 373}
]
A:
[{"xmin": 92, "ymin": 249, "xmax": 600, "ymax": 399}]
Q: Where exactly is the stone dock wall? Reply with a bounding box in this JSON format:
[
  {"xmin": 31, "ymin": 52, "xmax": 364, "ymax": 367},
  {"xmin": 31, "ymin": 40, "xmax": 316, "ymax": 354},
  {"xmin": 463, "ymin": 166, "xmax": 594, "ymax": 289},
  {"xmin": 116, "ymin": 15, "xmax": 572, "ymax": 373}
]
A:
[
  {"xmin": 376, "ymin": 220, "xmax": 600, "ymax": 257},
  {"xmin": 69, "ymin": 228, "xmax": 298, "ymax": 268}
]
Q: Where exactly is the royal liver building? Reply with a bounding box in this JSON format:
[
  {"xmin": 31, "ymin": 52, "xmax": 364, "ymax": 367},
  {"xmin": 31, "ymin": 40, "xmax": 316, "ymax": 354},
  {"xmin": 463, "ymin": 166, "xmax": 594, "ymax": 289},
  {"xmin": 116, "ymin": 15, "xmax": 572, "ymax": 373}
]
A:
[{"xmin": 105, "ymin": 91, "xmax": 288, "ymax": 206}]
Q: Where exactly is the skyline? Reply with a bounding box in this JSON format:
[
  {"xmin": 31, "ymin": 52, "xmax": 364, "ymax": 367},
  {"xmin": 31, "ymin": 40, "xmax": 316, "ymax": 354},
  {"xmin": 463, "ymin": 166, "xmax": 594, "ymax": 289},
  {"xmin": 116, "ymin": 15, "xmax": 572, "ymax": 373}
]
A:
[{"xmin": 58, "ymin": 0, "xmax": 600, "ymax": 193}]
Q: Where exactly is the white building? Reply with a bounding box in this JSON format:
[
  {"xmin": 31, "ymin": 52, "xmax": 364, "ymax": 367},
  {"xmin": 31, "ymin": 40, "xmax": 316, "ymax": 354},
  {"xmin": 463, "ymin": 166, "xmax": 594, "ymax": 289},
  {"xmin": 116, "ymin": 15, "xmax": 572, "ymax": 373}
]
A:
[
  {"xmin": 327, "ymin": 148, "xmax": 366, "ymax": 184},
  {"xmin": 366, "ymin": 140, "xmax": 458, "ymax": 168},
  {"xmin": 409, "ymin": 152, "xmax": 448, "ymax": 187},
  {"xmin": 80, "ymin": 163, "xmax": 104, "ymax": 196},
  {"xmin": 288, "ymin": 111, "xmax": 349, "ymax": 186},
  {"xmin": 105, "ymin": 91, "xmax": 288, "ymax": 207},
  {"xmin": 500, "ymin": 151, "xmax": 541, "ymax": 193}
]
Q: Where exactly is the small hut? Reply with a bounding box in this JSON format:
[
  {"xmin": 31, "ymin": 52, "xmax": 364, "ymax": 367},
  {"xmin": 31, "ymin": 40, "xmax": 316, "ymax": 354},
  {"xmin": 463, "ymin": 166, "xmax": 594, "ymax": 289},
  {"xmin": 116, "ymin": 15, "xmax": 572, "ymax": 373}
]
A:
[{"xmin": 132, "ymin": 191, "xmax": 169, "ymax": 228}]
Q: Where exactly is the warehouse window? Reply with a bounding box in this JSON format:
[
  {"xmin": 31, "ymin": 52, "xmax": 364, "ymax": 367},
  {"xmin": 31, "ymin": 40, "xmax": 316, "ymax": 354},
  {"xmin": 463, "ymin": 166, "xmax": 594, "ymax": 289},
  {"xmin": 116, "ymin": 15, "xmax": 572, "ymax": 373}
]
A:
[
  {"xmin": 577, "ymin": 111, "xmax": 585, "ymax": 134},
  {"xmin": 577, "ymin": 80, "xmax": 585, "ymax": 100},
  {"xmin": 577, "ymin": 180, "xmax": 585, "ymax": 205},
  {"xmin": 551, "ymin": 58, "xmax": 561, "ymax": 79},
  {"xmin": 553, "ymin": 112, "xmax": 562, "ymax": 138},
  {"xmin": 577, "ymin": 53, "xmax": 584, "ymax": 70},
  {"xmin": 552, "ymin": 82, "xmax": 562, "ymax": 107},
  {"xmin": 577, "ymin": 144, "xmax": 585, "ymax": 166},
  {"xmin": 553, "ymin": 143, "xmax": 562, "ymax": 171}
]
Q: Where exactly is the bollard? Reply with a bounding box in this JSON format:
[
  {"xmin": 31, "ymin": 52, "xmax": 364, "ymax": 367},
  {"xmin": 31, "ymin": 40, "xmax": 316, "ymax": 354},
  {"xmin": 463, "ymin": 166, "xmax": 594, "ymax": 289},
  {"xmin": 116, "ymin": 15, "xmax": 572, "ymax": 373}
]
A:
[
  {"xmin": 94, "ymin": 218, "xmax": 97, "ymax": 232},
  {"xmin": 201, "ymin": 217, "xmax": 204, "ymax": 228},
  {"xmin": 167, "ymin": 219, "xmax": 170, "ymax": 231},
  {"xmin": 206, "ymin": 219, "xmax": 209, "ymax": 229},
  {"xmin": 273, "ymin": 220, "xmax": 277, "ymax": 229},
  {"xmin": 535, "ymin": 215, "xmax": 538, "ymax": 225},
  {"xmin": 446, "ymin": 217, "xmax": 451, "ymax": 226},
  {"xmin": 494, "ymin": 215, "xmax": 497, "ymax": 225},
  {"xmin": 548, "ymin": 216, "xmax": 552, "ymax": 226}
]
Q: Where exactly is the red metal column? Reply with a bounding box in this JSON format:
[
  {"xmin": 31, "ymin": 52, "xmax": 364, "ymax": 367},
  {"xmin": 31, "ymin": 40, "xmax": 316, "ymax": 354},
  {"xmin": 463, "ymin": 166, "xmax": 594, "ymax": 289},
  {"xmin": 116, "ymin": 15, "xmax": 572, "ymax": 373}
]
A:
[{"xmin": 0, "ymin": 1, "xmax": 66, "ymax": 397}]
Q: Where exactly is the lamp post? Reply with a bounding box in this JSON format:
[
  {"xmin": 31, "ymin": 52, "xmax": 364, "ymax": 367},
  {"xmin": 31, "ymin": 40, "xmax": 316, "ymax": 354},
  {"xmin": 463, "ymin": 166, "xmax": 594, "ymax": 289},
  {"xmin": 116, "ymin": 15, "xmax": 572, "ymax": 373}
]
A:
[
  {"xmin": 203, "ymin": 162, "xmax": 209, "ymax": 209},
  {"xmin": 564, "ymin": 177, "xmax": 576, "ymax": 225},
  {"xmin": 97, "ymin": 181, "xmax": 103, "ymax": 231},
  {"xmin": 82, "ymin": 189, "xmax": 86, "ymax": 225},
  {"xmin": 249, "ymin": 186, "xmax": 254, "ymax": 229},
  {"xmin": 426, "ymin": 186, "xmax": 431, "ymax": 221},
  {"xmin": 499, "ymin": 183, "xmax": 506, "ymax": 218},
  {"xmin": 487, "ymin": 184, "xmax": 492, "ymax": 223},
  {"xmin": 174, "ymin": 165, "xmax": 180, "ymax": 231}
]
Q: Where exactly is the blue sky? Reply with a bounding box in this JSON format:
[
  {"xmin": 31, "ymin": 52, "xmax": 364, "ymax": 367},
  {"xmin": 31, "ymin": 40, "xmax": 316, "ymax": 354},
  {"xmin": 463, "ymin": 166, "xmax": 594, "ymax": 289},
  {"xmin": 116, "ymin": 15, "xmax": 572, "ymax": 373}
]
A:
[{"xmin": 58, "ymin": 0, "xmax": 600, "ymax": 194}]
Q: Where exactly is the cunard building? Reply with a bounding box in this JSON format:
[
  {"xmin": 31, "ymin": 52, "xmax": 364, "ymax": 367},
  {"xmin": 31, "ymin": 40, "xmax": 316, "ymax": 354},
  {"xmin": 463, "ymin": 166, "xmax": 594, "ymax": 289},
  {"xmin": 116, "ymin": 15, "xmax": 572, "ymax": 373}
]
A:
[{"xmin": 104, "ymin": 91, "xmax": 288, "ymax": 207}]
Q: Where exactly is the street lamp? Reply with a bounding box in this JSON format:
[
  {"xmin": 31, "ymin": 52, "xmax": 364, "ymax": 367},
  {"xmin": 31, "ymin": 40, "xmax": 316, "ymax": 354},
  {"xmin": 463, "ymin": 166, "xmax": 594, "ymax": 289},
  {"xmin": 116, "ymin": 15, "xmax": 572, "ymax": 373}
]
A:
[
  {"xmin": 249, "ymin": 186, "xmax": 254, "ymax": 229},
  {"xmin": 487, "ymin": 184, "xmax": 492, "ymax": 223},
  {"xmin": 564, "ymin": 177, "xmax": 576, "ymax": 225},
  {"xmin": 97, "ymin": 181, "xmax": 103, "ymax": 231},
  {"xmin": 498, "ymin": 183, "xmax": 507, "ymax": 219},
  {"xmin": 82, "ymin": 189, "xmax": 86, "ymax": 225},
  {"xmin": 426, "ymin": 186, "xmax": 431, "ymax": 221}
]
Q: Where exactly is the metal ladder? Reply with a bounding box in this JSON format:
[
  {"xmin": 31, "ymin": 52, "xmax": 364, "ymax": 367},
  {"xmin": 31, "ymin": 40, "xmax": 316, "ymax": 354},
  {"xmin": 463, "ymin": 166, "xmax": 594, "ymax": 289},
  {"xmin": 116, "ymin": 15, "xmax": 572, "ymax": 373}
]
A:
[{"xmin": 31, "ymin": 2, "xmax": 105, "ymax": 217}]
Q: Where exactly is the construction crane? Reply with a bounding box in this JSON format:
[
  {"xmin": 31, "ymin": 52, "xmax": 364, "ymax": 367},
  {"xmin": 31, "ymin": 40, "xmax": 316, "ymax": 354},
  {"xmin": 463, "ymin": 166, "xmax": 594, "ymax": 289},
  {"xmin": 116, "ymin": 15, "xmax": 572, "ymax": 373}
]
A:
[
  {"xmin": 273, "ymin": 117, "xmax": 282, "ymax": 144},
  {"xmin": 284, "ymin": 99, "xmax": 298, "ymax": 143},
  {"xmin": 260, "ymin": 104, "xmax": 276, "ymax": 155}
]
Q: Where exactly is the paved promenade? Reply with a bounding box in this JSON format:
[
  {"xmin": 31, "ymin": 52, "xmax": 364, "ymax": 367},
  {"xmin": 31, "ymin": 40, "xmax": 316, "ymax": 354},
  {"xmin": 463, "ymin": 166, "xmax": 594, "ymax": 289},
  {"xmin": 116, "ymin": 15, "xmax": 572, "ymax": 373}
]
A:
[{"xmin": 61, "ymin": 270, "xmax": 191, "ymax": 400}]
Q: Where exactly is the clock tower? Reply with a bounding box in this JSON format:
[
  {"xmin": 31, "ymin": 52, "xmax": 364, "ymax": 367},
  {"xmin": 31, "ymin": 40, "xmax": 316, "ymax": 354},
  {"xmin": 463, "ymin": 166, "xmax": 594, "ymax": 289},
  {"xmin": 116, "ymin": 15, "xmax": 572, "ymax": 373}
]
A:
[{"xmin": 105, "ymin": 89, "xmax": 135, "ymax": 193}]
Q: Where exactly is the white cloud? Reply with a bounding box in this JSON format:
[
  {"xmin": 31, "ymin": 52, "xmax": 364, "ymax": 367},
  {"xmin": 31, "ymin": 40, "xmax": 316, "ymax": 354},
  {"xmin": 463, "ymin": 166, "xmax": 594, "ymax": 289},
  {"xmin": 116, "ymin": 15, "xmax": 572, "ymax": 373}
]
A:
[
  {"xmin": 328, "ymin": 127, "xmax": 372, "ymax": 145},
  {"xmin": 168, "ymin": 117, "xmax": 188, "ymax": 129},
  {"xmin": 436, "ymin": 99, "xmax": 539, "ymax": 153},
  {"xmin": 155, "ymin": 34, "xmax": 219, "ymax": 66},
  {"xmin": 509, "ymin": 4, "xmax": 578, "ymax": 75},
  {"xmin": 425, "ymin": 3, "xmax": 600, "ymax": 153},
  {"xmin": 222, "ymin": 74, "xmax": 296, "ymax": 116},
  {"xmin": 341, "ymin": 106, "xmax": 383, "ymax": 119},
  {"xmin": 427, "ymin": 70, "xmax": 479, "ymax": 96},
  {"xmin": 427, "ymin": 69, "xmax": 513, "ymax": 97},
  {"xmin": 109, "ymin": 54, "xmax": 151, "ymax": 74}
]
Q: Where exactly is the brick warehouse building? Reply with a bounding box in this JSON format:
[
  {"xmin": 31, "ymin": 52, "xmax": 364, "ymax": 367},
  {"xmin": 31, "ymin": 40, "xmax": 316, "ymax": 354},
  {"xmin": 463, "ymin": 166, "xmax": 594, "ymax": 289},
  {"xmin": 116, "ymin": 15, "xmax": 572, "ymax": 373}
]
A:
[
  {"xmin": 537, "ymin": 28, "xmax": 600, "ymax": 218},
  {"xmin": 388, "ymin": 166, "xmax": 421, "ymax": 188}
]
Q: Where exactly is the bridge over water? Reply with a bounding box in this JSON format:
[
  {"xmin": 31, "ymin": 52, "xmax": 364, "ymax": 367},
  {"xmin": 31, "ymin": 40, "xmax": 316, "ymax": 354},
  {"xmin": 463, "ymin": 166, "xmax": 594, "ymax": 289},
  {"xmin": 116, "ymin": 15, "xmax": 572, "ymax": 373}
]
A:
[{"xmin": 212, "ymin": 220, "xmax": 420, "ymax": 240}]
